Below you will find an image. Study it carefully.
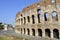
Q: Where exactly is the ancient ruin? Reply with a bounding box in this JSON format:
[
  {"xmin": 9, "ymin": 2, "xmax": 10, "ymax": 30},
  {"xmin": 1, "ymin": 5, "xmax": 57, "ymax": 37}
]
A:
[{"xmin": 15, "ymin": 0, "xmax": 60, "ymax": 39}]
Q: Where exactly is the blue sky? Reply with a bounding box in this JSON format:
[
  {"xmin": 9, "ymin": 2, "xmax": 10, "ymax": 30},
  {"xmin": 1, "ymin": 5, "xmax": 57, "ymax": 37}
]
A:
[{"xmin": 0, "ymin": 0, "xmax": 41, "ymax": 25}]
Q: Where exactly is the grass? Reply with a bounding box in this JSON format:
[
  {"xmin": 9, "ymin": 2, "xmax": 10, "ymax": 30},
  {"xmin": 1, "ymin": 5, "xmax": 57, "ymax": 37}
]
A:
[{"xmin": 0, "ymin": 35, "xmax": 25, "ymax": 40}]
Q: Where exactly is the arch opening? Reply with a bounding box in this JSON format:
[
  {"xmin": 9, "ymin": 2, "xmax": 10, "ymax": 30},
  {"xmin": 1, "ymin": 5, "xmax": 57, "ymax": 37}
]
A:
[
  {"xmin": 27, "ymin": 29, "xmax": 30, "ymax": 35},
  {"xmin": 32, "ymin": 29, "xmax": 35, "ymax": 36},
  {"xmin": 52, "ymin": 11, "xmax": 58, "ymax": 21},
  {"xmin": 45, "ymin": 29, "xmax": 51, "ymax": 37},
  {"xmin": 24, "ymin": 17, "xmax": 26, "ymax": 24},
  {"xmin": 32, "ymin": 15, "xmax": 35, "ymax": 24},
  {"xmin": 21, "ymin": 14, "xmax": 22, "ymax": 16},
  {"xmin": 44, "ymin": 12, "xmax": 49, "ymax": 21},
  {"xmin": 53, "ymin": 29, "xmax": 59, "ymax": 39},
  {"xmin": 37, "ymin": 9, "xmax": 42, "ymax": 14},
  {"xmin": 27, "ymin": 16, "xmax": 30, "ymax": 22},
  {"xmin": 38, "ymin": 14, "xmax": 41, "ymax": 23},
  {"xmin": 38, "ymin": 29, "xmax": 42, "ymax": 37}
]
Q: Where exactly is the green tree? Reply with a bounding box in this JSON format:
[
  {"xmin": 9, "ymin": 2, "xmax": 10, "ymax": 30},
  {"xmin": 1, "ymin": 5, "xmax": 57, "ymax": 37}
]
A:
[{"xmin": 0, "ymin": 22, "xmax": 4, "ymax": 29}]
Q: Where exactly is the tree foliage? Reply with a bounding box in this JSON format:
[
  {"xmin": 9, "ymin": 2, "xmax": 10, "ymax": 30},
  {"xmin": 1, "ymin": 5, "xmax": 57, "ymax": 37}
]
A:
[{"xmin": 0, "ymin": 22, "xmax": 4, "ymax": 29}]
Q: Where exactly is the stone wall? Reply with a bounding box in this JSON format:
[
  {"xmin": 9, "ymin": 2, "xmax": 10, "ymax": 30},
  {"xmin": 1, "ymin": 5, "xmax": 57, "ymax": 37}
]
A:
[{"xmin": 15, "ymin": 0, "xmax": 60, "ymax": 39}]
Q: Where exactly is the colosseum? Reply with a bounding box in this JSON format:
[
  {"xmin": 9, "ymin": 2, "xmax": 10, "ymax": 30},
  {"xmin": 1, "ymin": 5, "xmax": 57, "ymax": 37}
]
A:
[{"xmin": 15, "ymin": 0, "xmax": 60, "ymax": 40}]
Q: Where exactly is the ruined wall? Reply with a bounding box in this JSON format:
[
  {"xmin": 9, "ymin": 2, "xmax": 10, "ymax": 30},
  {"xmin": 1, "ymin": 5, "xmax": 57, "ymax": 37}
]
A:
[{"xmin": 15, "ymin": 0, "xmax": 60, "ymax": 39}]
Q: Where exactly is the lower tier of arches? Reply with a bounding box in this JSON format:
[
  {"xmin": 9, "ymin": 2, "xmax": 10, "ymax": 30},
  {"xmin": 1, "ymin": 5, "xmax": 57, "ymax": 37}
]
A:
[{"xmin": 15, "ymin": 28, "xmax": 60, "ymax": 39}]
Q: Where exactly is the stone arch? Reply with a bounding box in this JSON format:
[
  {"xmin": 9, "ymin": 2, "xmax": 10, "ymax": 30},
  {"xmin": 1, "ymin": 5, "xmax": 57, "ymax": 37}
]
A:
[
  {"xmin": 53, "ymin": 29, "xmax": 59, "ymax": 39},
  {"xmin": 37, "ymin": 9, "xmax": 41, "ymax": 14},
  {"xmin": 38, "ymin": 29, "xmax": 42, "ymax": 37},
  {"xmin": 21, "ymin": 28, "xmax": 22, "ymax": 34},
  {"xmin": 32, "ymin": 15, "xmax": 35, "ymax": 24},
  {"xmin": 37, "ymin": 9, "xmax": 42, "ymax": 23},
  {"xmin": 27, "ymin": 16, "xmax": 30, "ymax": 22},
  {"xmin": 52, "ymin": 11, "xmax": 58, "ymax": 21},
  {"xmin": 21, "ymin": 14, "xmax": 22, "ymax": 17},
  {"xmin": 37, "ymin": 14, "xmax": 41, "ymax": 23},
  {"xmin": 27, "ymin": 29, "xmax": 30, "ymax": 35},
  {"xmin": 24, "ymin": 28, "xmax": 26, "ymax": 34},
  {"xmin": 24, "ymin": 17, "xmax": 26, "ymax": 24},
  {"xmin": 45, "ymin": 29, "xmax": 51, "ymax": 37},
  {"xmin": 44, "ymin": 12, "xmax": 49, "ymax": 21},
  {"xmin": 32, "ymin": 29, "xmax": 35, "ymax": 36}
]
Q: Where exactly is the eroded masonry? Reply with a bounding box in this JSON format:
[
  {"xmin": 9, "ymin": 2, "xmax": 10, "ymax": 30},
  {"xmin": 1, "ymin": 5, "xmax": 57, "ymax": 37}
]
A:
[{"xmin": 15, "ymin": 0, "xmax": 60, "ymax": 39}]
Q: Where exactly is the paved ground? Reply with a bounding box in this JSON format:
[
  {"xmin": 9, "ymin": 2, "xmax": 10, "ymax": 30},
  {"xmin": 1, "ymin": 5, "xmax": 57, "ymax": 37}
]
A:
[{"xmin": 0, "ymin": 29, "xmax": 59, "ymax": 40}]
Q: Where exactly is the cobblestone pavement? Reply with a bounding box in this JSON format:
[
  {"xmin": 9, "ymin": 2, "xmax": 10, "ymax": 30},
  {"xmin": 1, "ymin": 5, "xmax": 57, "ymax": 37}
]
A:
[{"xmin": 0, "ymin": 30, "xmax": 59, "ymax": 40}]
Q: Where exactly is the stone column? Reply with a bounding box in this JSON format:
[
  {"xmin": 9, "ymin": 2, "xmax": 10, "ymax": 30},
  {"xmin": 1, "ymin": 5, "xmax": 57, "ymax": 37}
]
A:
[
  {"xmin": 23, "ymin": 17, "xmax": 24, "ymax": 25},
  {"xmin": 16, "ymin": 20, "xmax": 18, "ymax": 25},
  {"xmin": 58, "ymin": 12, "xmax": 60, "ymax": 25},
  {"xmin": 22, "ymin": 28, "xmax": 24, "ymax": 34},
  {"xmin": 22, "ymin": 18, "xmax": 24, "ymax": 25},
  {"xmin": 41, "ymin": 12, "xmax": 44, "ymax": 24},
  {"xmin": 26, "ymin": 28, "xmax": 28, "ymax": 35},
  {"xmin": 30, "ymin": 28, "xmax": 32, "ymax": 36},
  {"xmin": 21, "ymin": 18, "xmax": 22, "ymax": 25},
  {"xmin": 18, "ymin": 19, "xmax": 19, "ymax": 25},
  {"xmin": 49, "ymin": 12, "xmax": 52, "ymax": 24},
  {"xmin": 35, "ymin": 14, "xmax": 38, "ymax": 24},
  {"xmin": 42, "ymin": 29, "xmax": 45, "ymax": 37},
  {"xmin": 59, "ymin": 30, "xmax": 60, "ymax": 39},
  {"xmin": 18, "ymin": 28, "xmax": 20, "ymax": 33},
  {"xmin": 35, "ymin": 28, "xmax": 38, "ymax": 36},
  {"xmin": 19, "ymin": 28, "xmax": 21, "ymax": 34},
  {"xmin": 26, "ymin": 17, "xmax": 28, "ymax": 24},
  {"xmin": 20, "ymin": 19, "xmax": 21, "ymax": 25},
  {"xmin": 30, "ymin": 16, "xmax": 32, "ymax": 25},
  {"xmin": 51, "ymin": 30, "xmax": 53, "ymax": 38}
]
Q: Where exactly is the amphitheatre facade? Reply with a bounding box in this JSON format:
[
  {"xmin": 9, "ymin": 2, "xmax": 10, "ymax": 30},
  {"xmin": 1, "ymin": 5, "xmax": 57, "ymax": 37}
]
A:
[{"xmin": 15, "ymin": 0, "xmax": 60, "ymax": 39}]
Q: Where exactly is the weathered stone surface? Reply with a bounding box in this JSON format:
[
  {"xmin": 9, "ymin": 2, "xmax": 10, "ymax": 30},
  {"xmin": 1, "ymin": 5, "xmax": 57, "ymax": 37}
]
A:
[{"xmin": 15, "ymin": 0, "xmax": 60, "ymax": 40}]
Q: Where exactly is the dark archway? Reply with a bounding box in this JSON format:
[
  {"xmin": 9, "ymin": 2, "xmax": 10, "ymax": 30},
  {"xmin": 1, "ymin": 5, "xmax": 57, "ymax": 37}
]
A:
[
  {"xmin": 21, "ymin": 14, "xmax": 22, "ymax": 17},
  {"xmin": 37, "ymin": 9, "xmax": 41, "ymax": 14},
  {"xmin": 37, "ymin": 9, "xmax": 42, "ymax": 23},
  {"xmin": 32, "ymin": 29, "xmax": 35, "ymax": 36},
  {"xmin": 53, "ymin": 29, "xmax": 59, "ymax": 39},
  {"xmin": 37, "ymin": 14, "xmax": 41, "ymax": 23},
  {"xmin": 27, "ymin": 29, "xmax": 30, "ymax": 35},
  {"xmin": 44, "ymin": 12, "xmax": 49, "ymax": 21},
  {"xmin": 27, "ymin": 16, "xmax": 30, "ymax": 22},
  {"xmin": 45, "ymin": 29, "xmax": 51, "ymax": 37},
  {"xmin": 32, "ymin": 15, "xmax": 35, "ymax": 24},
  {"xmin": 24, "ymin": 28, "xmax": 25, "ymax": 34},
  {"xmin": 38, "ymin": 29, "xmax": 42, "ymax": 37},
  {"xmin": 21, "ymin": 28, "xmax": 22, "ymax": 34}
]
